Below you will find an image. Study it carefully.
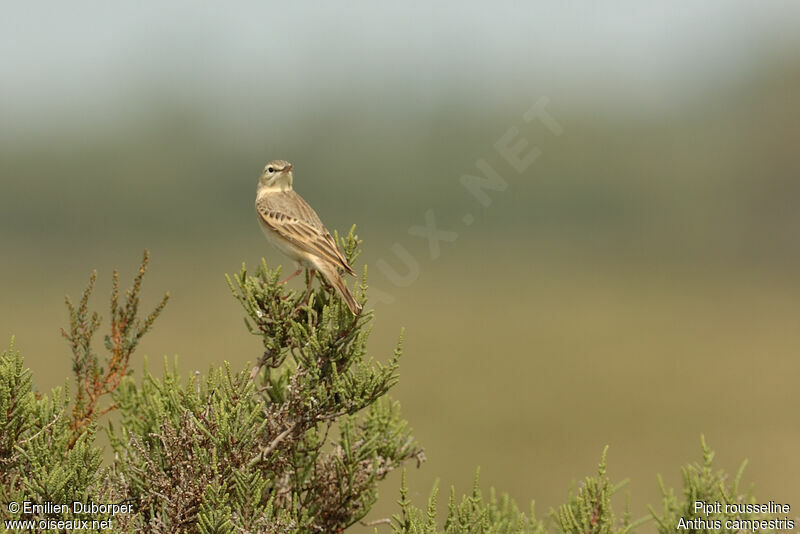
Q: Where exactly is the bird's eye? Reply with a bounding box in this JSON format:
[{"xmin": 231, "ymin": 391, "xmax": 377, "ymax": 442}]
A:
[{"xmin": 267, "ymin": 167, "xmax": 274, "ymax": 173}]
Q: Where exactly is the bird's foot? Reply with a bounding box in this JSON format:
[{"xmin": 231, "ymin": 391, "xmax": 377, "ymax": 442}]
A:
[{"xmin": 278, "ymin": 267, "xmax": 303, "ymax": 285}]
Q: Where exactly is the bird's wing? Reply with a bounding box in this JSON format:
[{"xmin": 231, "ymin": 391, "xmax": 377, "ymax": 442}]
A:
[{"xmin": 257, "ymin": 192, "xmax": 356, "ymax": 275}]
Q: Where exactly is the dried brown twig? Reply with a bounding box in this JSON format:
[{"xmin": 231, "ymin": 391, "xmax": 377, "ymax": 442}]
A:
[{"xmin": 61, "ymin": 250, "xmax": 169, "ymax": 448}]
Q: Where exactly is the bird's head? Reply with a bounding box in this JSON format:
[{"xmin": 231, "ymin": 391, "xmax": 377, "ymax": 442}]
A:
[{"xmin": 258, "ymin": 160, "xmax": 294, "ymax": 191}]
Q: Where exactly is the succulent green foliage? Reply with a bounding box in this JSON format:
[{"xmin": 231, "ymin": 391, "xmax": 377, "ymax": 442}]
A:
[
  {"xmin": 0, "ymin": 238, "xmax": 787, "ymax": 533},
  {"xmin": 0, "ymin": 340, "xmax": 109, "ymax": 529},
  {"xmin": 2, "ymin": 236, "xmax": 422, "ymax": 533},
  {"xmin": 391, "ymin": 451, "xmax": 655, "ymax": 534},
  {"xmin": 226, "ymin": 226, "xmax": 369, "ymax": 372},
  {"xmin": 106, "ymin": 362, "xmax": 268, "ymax": 532},
  {"xmin": 204, "ymin": 226, "xmax": 424, "ymax": 532},
  {"xmin": 0, "ymin": 339, "xmax": 34, "ymax": 473},
  {"xmin": 554, "ymin": 447, "xmax": 645, "ymax": 534},
  {"xmin": 100, "ymin": 228, "xmax": 423, "ymax": 531},
  {"xmin": 650, "ymin": 435, "xmax": 783, "ymax": 533},
  {"xmin": 391, "ymin": 469, "xmax": 545, "ymax": 534}
]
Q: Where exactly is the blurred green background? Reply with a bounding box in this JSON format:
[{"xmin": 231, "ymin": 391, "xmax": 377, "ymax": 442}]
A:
[{"xmin": 2, "ymin": 2, "xmax": 800, "ymax": 529}]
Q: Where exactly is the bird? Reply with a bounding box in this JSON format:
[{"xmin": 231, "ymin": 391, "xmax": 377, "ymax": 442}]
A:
[{"xmin": 255, "ymin": 159, "xmax": 362, "ymax": 315}]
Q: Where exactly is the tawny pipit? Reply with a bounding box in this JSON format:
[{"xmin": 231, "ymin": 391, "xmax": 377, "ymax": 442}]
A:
[{"xmin": 255, "ymin": 160, "xmax": 362, "ymax": 315}]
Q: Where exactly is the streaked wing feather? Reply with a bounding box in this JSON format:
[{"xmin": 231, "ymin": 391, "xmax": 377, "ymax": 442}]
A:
[{"xmin": 257, "ymin": 194, "xmax": 355, "ymax": 275}]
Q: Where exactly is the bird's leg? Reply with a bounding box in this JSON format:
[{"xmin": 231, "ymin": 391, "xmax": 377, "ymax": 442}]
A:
[
  {"xmin": 278, "ymin": 267, "xmax": 303, "ymax": 285},
  {"xmin": 306, "ymin": 269, "xmax": 316, "ymax": 291},
  {"xmin": 298, "ymin": 270, "xmax": 316, "ymax": 306}
]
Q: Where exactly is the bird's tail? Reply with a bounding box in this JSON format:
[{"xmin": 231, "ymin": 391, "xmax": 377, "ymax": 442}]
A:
[{"xmin": 318, "ymin": 263, "xmax": 362, "ymax": 315}]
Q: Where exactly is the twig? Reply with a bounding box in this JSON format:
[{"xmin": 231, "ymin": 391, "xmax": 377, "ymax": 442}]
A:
[{"xmin": 249, "ymin": 422, "xmax": 298, "ymax": 467}]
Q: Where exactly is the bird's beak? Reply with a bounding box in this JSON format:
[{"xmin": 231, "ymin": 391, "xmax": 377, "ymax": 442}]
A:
[{"xmin": 283, "ymin": 164, "xmax": 293, "ymax": 172}]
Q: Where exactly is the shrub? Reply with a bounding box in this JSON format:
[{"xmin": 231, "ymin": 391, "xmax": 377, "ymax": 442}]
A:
[{"xmin": 0, "ymin": 231, "xmax": 785, "ymax": 533}]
